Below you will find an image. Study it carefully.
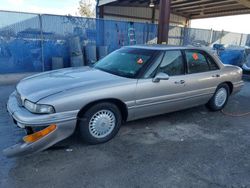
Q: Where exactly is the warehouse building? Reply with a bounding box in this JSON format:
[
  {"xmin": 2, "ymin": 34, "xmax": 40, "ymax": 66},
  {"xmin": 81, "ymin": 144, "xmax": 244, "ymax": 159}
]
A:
[
  {"xmin": 96, "ymin": 0, "xmax": 250, "ymax": 44},
  {"xmin": 97, "ymin": 0, "xmax": 189, "ymax": 27}
]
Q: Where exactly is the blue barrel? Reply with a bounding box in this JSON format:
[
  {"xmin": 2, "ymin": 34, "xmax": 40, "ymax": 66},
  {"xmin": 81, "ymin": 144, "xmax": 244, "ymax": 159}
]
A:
[
  {"xmin": 71, "ymin": 55, "xmax": 84, "ymax": 67},
  {"xmin": 85, "ymin": 45, "xmax": 97, "ymax": 65},
  {"xmin": 69, "ymin": 37, "xmax": 82, "ymax": 56}
]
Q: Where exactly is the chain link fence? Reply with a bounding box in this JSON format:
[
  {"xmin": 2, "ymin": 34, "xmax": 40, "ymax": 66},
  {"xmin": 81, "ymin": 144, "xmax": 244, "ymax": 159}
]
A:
[{"xmin": 0, "ymin": 10, "xmax": 249, "ymax": 73}]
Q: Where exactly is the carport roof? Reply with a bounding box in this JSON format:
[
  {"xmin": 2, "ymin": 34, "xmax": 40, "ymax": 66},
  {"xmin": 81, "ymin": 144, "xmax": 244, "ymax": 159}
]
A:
[{"xmin": 98, "ymin": 0, "xmax": 250, "ymax": 19}]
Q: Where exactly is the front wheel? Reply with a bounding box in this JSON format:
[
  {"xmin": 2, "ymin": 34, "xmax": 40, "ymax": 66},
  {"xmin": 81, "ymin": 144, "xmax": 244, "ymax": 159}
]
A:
[
  {"xmin": 206, "ymin": 84, "xmax": 230, "ymax": 111},
  {"xmin": 78, "ymin": 102, "xmax": 122, "ymax": 144}
]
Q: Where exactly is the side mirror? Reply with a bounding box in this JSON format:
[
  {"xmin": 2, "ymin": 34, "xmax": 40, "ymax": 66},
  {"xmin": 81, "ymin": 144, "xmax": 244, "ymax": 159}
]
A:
[{"xmin": 152, "ymin": 72, "xmax": 170, "ymax": 83}]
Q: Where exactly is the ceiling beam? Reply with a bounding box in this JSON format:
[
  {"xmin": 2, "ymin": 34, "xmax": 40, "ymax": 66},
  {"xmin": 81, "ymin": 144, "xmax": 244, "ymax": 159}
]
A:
[
  {"xmin": 177, "ymin": 4, "xmax": 244, "ymax": 13},
  {"xmin": 189, "ymin": 7, "xmax": 249, "ymax": 15},
  {"xmin": 236, "ymin": 0, "xmax": 250, "ymax": 8},
  {"xmin": 191, "ymin": 8, "xmax": 250, "ymax": 18},
  {"xmin": 174, "ymin": 1, "xmax": 238, "ymax": 11},
  {"xmin": 171, "ymin": 0, "xmax": 218, "ymax": 8}
]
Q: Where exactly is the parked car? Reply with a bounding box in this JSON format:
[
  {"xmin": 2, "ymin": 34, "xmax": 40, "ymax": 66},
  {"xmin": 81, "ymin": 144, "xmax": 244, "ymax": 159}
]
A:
[{"xmin": 4, "ymin": 45, "xmax": 244, "ymax": 157}]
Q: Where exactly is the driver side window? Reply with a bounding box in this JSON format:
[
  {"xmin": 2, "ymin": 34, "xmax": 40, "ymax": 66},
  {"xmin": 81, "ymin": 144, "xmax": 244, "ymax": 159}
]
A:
[{"xmin": 157, "ymin": 50, "xmax": 185, "ymax": 76}]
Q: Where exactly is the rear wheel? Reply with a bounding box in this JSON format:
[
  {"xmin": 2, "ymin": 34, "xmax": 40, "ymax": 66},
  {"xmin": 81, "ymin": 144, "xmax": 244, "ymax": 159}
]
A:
[
  {"xmin": 78, "ymin": 102, "xmax": 122, "ymax": 144},
  {"xmin": 206, "ymin": 83, "xmax": 230, "ymax": 111}
]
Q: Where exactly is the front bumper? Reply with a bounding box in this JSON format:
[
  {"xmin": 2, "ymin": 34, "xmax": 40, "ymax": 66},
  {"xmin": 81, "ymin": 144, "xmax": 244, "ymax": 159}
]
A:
[{"xmin": 3, "ymin": 92, "xmax": 78, "ymax": 157}]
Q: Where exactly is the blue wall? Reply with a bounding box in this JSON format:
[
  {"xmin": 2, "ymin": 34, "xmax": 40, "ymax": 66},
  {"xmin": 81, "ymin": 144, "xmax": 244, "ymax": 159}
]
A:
[{"xmin": 0, "ymin": 11, "xmax": 158, "ymax": 73}]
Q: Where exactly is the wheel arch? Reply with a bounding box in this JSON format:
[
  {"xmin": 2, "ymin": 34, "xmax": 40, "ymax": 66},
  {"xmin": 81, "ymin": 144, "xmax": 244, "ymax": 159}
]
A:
[
  {"xmin": 77, "ymin": 98, "xmax": 128, "ymax": 122},
  {"xmin": 221, "ymin": 81, "xmax": 233, "ymax": 94}
]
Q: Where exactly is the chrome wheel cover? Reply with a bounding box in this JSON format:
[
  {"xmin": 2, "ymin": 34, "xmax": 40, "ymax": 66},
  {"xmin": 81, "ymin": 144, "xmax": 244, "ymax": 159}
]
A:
[
  {"xmin": 215, "ymin": 88, "xmax": 227, "ymax": 107},
  {"xmin": 89, "ymin": 110, "xmax": 116, "ymax": 138}
]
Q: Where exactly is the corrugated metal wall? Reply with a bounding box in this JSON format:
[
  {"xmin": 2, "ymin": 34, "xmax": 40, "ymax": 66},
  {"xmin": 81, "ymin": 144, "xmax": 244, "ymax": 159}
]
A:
[{"xmin": 102, "ymin": 6, "xmax": 187, "ymax": 26}]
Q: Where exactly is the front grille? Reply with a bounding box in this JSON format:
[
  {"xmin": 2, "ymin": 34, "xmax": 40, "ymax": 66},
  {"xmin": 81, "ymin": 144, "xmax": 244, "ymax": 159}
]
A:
[{"xmin": 16, "ymin": 91, "xmax": 23, "ymax": 106}]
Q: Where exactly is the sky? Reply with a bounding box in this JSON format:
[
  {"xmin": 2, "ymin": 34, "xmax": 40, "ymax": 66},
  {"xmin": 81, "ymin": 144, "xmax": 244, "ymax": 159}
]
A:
[
  {"xmin": 191, "ymin": 14, "xmax": 250, "ymax": 34},
  {"xmin": 0, "ymin": 0, "xmax": 250, "ymax": 34},
  {"xmin": 0, "ymin": 0, "xmax": 93, "ymax": 16}
]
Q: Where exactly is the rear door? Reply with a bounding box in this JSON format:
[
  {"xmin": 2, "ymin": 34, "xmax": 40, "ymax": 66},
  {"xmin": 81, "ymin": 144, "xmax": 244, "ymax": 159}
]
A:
[{"xmin": 183, "ymin": 49, "xmax": 222, "ymax": 104}]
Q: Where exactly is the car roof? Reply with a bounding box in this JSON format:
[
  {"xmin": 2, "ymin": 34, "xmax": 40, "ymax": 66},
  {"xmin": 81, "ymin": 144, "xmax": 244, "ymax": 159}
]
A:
[{"xmin": 126, "ymin": 44, "xmax": 207, "ymax": 51}]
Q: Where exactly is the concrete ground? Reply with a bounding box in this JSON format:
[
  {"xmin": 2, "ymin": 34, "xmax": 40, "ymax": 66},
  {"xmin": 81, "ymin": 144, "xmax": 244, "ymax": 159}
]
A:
[{"xmin": 1, "ymin": 81, "xmax": 250, "ymax": 188}]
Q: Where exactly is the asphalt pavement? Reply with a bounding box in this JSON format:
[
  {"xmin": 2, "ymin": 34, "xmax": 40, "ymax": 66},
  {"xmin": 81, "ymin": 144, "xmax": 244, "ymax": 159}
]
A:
[{"xmin": 0, "ymin": 81, "xmax": 250, "ymax": 188}]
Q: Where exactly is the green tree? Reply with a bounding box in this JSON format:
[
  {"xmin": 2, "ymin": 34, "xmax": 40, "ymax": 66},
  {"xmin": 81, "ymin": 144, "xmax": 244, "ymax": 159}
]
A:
[{"xmin": 78, "ymin": 0, "xmax": 95, "ymax": 17}]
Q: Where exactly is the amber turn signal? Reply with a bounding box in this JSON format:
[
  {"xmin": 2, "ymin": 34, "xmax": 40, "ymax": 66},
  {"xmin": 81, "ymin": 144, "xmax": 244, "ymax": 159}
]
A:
[{"xmin": 23, "ymin": 124, "xmax": 57, "ymax": 143}]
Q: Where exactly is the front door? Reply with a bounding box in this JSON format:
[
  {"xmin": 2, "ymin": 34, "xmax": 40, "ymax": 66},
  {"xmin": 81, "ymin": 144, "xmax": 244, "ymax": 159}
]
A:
[{"xmin": 134, "ymin": 50, "xmax": 189, "ymax": 119}]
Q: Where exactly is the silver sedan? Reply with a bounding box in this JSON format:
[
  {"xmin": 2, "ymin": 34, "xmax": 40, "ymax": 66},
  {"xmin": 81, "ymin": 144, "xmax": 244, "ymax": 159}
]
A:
[{"xmin": 4, "ymin": 45, "xmax": 244, "ymax": 157}]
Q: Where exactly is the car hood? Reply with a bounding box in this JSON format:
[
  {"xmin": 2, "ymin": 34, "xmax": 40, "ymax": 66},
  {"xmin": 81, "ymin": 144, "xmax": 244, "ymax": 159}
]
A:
[{"xmin": 16, "ymin": 66, "xmax": 129, "ymax": 102}]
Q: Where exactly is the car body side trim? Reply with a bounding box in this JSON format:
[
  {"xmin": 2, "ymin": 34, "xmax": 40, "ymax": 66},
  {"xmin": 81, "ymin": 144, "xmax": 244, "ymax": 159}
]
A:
[{"xmin": 129, "ymin": 92, "xmax": 213, "ymax": 109}]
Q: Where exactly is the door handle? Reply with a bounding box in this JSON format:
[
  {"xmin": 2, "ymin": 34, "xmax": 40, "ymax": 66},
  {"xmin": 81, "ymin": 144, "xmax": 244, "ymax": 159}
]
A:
[
  {"xmin": 212, "ymin": 74, "xmax": 220, "ymax": 78},
  {"xmin": 175, "ymin": 80, "xmax": 185, "ymax": 84}
]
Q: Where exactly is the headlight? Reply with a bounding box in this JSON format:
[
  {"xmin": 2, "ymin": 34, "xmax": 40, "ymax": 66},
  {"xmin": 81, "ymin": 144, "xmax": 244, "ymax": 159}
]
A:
[{"xmin": 24, "ymin": 100, "xmax": 55, "ymax": 114}]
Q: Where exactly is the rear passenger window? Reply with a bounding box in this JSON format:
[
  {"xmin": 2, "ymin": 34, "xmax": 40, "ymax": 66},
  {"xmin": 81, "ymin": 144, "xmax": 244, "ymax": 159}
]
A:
[
  {"xmin": 186, "ymin": 51, "xmax": 209, "ymax": 74},
  {"xmin": 207, "ymin": 56, "xmax": 219, "ymax": 70},
  {"xmin": 157, "ymin": 50, "xmax": 184, "ymax": 76}
]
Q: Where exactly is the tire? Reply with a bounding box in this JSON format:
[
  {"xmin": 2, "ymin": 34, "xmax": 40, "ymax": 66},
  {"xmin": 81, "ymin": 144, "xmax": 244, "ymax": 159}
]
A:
[
  {"xmin": 78, "ymin": 102, "xmax": 122, "ymax": 144},
  {"xmin": 206, "ymin": 83, "xmax": 230, "ymax": 111}
]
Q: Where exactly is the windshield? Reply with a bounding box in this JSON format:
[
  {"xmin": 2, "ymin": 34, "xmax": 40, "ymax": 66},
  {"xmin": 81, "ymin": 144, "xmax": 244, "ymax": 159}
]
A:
[{"xmin": 94, "ymin": 48, "xmax": 159, "ymax": 78}]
